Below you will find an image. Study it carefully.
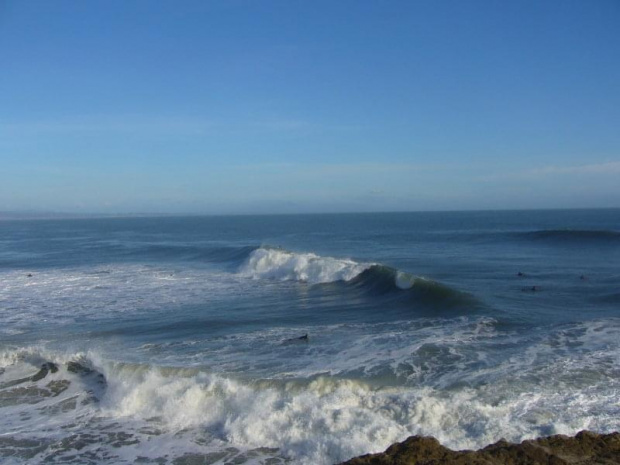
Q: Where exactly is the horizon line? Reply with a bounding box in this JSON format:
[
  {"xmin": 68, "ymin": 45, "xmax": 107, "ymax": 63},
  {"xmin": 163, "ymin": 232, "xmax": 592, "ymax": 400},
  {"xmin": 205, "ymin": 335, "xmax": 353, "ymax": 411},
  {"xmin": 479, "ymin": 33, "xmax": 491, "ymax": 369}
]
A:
[{"xmin": 1, "ymin": 206, "xmax": 619, "ymax": 221}]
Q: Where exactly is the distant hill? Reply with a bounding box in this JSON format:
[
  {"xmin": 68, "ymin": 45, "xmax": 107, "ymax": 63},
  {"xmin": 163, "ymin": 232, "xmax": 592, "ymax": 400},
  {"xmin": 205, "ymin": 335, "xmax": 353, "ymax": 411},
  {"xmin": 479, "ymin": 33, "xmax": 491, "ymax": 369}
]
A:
[
  {"xmin": 0, "ymin": 211, "xmax": 84, "ymax": 220},
  {"xmin": 0, "ymin": 211, "xmax": 179, "ymax": 220}
]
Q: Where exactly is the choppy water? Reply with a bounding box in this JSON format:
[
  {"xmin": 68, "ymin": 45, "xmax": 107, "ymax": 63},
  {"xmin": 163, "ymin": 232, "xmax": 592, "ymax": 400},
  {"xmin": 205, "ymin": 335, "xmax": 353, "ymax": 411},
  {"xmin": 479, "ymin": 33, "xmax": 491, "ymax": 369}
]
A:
[{"xmin": 1, "ymin": 210, "xmax": 619, "ymax": 464}]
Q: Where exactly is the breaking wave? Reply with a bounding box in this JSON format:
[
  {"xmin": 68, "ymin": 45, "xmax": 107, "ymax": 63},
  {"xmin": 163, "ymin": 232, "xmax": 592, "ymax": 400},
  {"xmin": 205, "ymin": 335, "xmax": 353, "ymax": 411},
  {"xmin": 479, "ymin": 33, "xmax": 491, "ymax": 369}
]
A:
[
  {"xmin": 238, "ymin": 247, "xmax": 370, "ymax": 284},
  {"xmin": 2, "ymin": 321, "xmax": 619, "ymax": 465},
  {"xmin": 238, "ymin": 247, "xmax": 477, "ymax": 310},
  {"xmin": 348, "ymin": 266, "xmax": 478, "ymax": 309}
]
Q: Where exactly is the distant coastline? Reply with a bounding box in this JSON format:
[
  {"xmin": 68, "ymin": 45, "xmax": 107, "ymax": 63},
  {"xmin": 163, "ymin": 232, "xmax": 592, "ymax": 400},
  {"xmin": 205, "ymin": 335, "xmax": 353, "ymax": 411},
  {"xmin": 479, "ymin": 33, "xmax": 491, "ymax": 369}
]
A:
[
  {"xmin": 2, "ymin": 206, "xmax": 620, "ymax": 222},
  {"xmin": 0, "ymin": 211, "xmax": 177, "ymax": 221}
]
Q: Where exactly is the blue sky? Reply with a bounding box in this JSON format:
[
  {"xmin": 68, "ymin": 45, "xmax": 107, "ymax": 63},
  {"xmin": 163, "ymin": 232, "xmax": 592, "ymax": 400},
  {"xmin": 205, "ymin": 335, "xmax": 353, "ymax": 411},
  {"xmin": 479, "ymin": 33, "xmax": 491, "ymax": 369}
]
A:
[{"xmin": 1, "ymin": 0, "xmax": 619, "ymax": 214}]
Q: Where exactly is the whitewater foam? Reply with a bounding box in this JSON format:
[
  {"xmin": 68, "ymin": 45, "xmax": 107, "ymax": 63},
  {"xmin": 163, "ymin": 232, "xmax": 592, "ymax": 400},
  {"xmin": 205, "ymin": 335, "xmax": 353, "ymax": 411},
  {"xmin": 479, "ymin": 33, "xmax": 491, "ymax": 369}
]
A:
[
  {"xmin": 1, "ymin": 335, "xmax": 619, "ymax": 464},
  {"xmin": 0, "ymin": 264, "xmax": 242, "ymax": 334},
  {"xmin": 239, "ymin": 247, "xmax": 371, "ymax": 284}
]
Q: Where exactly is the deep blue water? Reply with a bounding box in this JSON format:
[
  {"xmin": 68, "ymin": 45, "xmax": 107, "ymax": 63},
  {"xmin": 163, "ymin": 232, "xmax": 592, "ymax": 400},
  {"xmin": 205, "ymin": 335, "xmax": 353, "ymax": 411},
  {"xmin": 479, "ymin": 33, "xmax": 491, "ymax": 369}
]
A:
[{"xmin": 1, "ymin": 210, "xmax": 619, "ymax": 464}]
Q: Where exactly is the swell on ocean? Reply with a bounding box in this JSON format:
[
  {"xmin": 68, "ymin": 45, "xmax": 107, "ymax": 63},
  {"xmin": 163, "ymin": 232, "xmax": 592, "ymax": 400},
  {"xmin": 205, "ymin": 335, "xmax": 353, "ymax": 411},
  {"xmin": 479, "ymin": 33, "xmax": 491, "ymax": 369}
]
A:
[{"xmin": 1, "ymin": 211, "xmax": 619, "ymax": 464}]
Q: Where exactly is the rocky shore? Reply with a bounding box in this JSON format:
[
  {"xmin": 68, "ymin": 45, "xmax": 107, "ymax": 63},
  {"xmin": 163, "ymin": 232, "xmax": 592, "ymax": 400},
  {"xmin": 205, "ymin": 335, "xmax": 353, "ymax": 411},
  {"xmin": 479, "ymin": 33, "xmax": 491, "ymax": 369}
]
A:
[{"xmin": 340, "ymin": 431, "xmax": 620, "ymax": 465}]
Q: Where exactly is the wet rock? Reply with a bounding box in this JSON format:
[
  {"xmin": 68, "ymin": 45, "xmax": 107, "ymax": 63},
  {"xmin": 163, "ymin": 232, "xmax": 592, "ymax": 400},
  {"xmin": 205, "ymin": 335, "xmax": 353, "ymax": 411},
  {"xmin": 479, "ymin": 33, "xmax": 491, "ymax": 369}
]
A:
[
  {"xmin": 172, "ymin": 451, "xmax": 230, "ymax": 465},
  {"xmin": 31, "ymin": 362, "xmax": 58, "ymax": 382},
  {"xmin": 340, "ymin": 431, "xmax": 620, "ymax": 465},
  {"xmin": 0, "ymin": 386, "xmax": 54, "ymax": 406},
  {"xmin": 67, "ymin": 361, "xmax": 93, "ymax": 375},
  {"xmin": 67, "ymin": 361, "xmax": 106, "ymax": 386},
  {"xmin": 47, "ymin": 379, "xmax": 71, "ymax": 397},
  {"xmin": 0, "ymin": 377, "xmax": 30, "ymax": 389},
  {"xmin": 0, "ymin": 363, "xmax": 57, "ymax": 389},
  {"xmin": 136, "ymin": 457, "xmax": 168, "ymax": 464}
]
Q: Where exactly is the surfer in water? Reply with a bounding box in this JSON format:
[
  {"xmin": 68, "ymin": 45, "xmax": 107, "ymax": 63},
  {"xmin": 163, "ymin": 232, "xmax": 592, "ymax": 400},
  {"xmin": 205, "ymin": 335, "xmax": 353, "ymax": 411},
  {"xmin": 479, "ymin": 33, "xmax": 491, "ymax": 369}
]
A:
[{"xmin": 283, "ymin": 334, "xmax": 309, "ymax": 344}]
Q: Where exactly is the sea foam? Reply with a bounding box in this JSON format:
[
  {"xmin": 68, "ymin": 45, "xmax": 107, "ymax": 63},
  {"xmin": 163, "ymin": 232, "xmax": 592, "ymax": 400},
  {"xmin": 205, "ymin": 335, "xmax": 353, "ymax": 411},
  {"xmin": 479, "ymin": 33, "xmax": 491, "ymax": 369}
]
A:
[
  {"xmin": 1, "ymin": 335, "xmax": 619, "ymax": 465},
  {"xmin": 238, "ymin": 247, "xmax": 371, "ymax": 284}
]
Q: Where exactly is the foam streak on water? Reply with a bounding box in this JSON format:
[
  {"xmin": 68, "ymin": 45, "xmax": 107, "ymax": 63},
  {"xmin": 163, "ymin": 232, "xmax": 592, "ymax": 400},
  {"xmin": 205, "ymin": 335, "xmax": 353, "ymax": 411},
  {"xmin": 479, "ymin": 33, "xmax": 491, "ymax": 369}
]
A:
[{"xmin": 0, "ymin": 264, "xmax": 239, "ymax": 335}]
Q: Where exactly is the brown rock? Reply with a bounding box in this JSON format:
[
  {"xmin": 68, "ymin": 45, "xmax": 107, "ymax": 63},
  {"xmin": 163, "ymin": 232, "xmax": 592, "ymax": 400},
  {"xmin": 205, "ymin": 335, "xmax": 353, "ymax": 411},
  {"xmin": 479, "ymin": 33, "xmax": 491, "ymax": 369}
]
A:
[{"xmin": 339, "ymin": 431, "xmax": 620, "ymax": 465}]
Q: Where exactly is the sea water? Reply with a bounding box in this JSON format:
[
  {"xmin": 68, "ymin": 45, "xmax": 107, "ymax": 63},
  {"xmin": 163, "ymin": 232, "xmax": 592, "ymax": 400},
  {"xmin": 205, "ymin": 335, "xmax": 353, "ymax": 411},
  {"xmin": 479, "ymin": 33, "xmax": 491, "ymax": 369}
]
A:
[{"xmin": 0, "ymin": 210, "xmax": 619, "ymax": 464}]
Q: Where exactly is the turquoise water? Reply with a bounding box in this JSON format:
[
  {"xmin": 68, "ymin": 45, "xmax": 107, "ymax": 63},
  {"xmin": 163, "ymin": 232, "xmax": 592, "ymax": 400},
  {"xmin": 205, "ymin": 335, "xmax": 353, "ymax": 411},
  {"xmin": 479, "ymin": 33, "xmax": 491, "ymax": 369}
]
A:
[{"xmin": 1, "ymin": 210, "xmax": 619, "ymax": 464}]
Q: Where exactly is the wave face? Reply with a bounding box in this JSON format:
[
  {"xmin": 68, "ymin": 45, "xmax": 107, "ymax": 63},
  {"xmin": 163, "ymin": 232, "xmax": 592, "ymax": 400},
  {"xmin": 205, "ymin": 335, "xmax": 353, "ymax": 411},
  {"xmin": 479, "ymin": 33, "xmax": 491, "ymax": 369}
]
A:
[
  {"xmin": 238, "ymin": 247, "xmax": 371, "ymax": 284},
  {"xmin": 347, "ymin": 266, "xmax": 478, "ymax": 310}
]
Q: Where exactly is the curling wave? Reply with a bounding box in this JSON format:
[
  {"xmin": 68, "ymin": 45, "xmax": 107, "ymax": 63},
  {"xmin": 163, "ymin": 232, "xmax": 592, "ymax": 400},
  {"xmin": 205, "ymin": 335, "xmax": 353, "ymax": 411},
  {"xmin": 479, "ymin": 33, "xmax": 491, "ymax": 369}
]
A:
[
  {"xmin": 348, "ymin": 265, "xmax": 478, "ymax": 309},
  {"xmin": 238, "ymin": 247, "xmax": 477, "ymax": 310}
]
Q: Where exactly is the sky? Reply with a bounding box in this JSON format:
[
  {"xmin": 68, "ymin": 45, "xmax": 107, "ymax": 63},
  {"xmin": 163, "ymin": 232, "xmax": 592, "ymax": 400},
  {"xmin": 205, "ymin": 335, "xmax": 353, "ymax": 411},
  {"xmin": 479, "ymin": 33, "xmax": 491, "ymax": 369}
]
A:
[{"xmin": 1, "ymin": 0, "xmax": 619, "ymax": 215}]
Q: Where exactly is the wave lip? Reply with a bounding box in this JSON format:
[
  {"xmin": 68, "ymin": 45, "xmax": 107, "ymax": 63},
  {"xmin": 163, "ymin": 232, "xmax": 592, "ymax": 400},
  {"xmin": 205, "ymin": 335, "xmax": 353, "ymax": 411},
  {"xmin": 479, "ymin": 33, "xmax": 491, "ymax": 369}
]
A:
[{"xmin": 238, "ymin": 247, "xmax": 371, "ymax": 284}]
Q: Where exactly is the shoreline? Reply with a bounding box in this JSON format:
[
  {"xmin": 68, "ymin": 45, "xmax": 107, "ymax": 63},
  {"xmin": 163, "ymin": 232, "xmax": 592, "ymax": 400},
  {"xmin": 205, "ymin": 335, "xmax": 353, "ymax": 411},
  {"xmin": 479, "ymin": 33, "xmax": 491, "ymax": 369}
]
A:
[{"xmin": 340, "ymin": 430, "xmax": 620, "ymax": 464}]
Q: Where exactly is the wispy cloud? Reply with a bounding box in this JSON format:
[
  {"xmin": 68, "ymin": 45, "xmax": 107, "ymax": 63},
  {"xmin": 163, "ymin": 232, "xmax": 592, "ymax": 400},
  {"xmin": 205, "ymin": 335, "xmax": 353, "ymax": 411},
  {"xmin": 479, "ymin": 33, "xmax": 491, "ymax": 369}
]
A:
[
  {"xmin": 246, "ymin": 120, "xmax": 312, "ymax": 131},
  {"xmin": 0, "ymin": 116, "xmax": 342, "ymax": 136},
  {"xmin": 231, "ymin": 162, "xmax": 458, "ymax": 175},
  {"xmin": 477, "ymin": 160, "xmax": 620, "ymax": 183},
  {"xmin": 306, "ymin": 162, "xmax": 451, "ymax": 176},
  {"xmin": 530, "ymin": 161, "xmax": 620, "ymax": 176},
  {"xmin": 0, "ymin": 116, "xmax": 217, "ymax": 135}
]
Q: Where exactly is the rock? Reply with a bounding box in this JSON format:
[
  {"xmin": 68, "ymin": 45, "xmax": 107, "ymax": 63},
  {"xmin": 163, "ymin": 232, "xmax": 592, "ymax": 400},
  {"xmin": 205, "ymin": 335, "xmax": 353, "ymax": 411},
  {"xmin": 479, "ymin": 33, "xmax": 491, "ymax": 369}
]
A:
[
  {"xmin": 339, "ymin": 431, "xmax": 620, "ymax": 465},
  {"xmin": 47, "ymin": 379, "xmax": 71, "ymax": 397},
  {"xmin": 67, "ymin": 361, "xmax": 106, "ymax": 387},
  {"xmin": 0, "ymin": 362, "xmax": 59, "ymax": 389},
  {"xmin": 67, "ymin": 361, "xmax": 93, "ymax": 375},
  {"xmin": 31, "ymin": 362, "xmax": 58, "ymax": 382}
]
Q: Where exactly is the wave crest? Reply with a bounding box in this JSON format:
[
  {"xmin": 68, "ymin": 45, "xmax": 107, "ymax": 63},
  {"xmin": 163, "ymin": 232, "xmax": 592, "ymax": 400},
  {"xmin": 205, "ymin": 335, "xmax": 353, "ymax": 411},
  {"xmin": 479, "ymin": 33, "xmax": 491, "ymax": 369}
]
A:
[
  {"xmin": 520, "ymin": 229, "xmax": 620, "ymax": 243},
  {"xmin": 238, "ymin": 247, "xmax": 371, "ymax": 284},
  {"xmin": 237, "ymin": 248, "xmax": 476, "ymax": 311}
]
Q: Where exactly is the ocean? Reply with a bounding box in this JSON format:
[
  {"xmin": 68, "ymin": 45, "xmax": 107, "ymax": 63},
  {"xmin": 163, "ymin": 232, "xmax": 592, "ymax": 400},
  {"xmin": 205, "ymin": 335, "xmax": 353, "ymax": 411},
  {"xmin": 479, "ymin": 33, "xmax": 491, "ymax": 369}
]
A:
[{"xmin": 1, "ymin": 209, "xmax": 619, "ymax": 464}]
